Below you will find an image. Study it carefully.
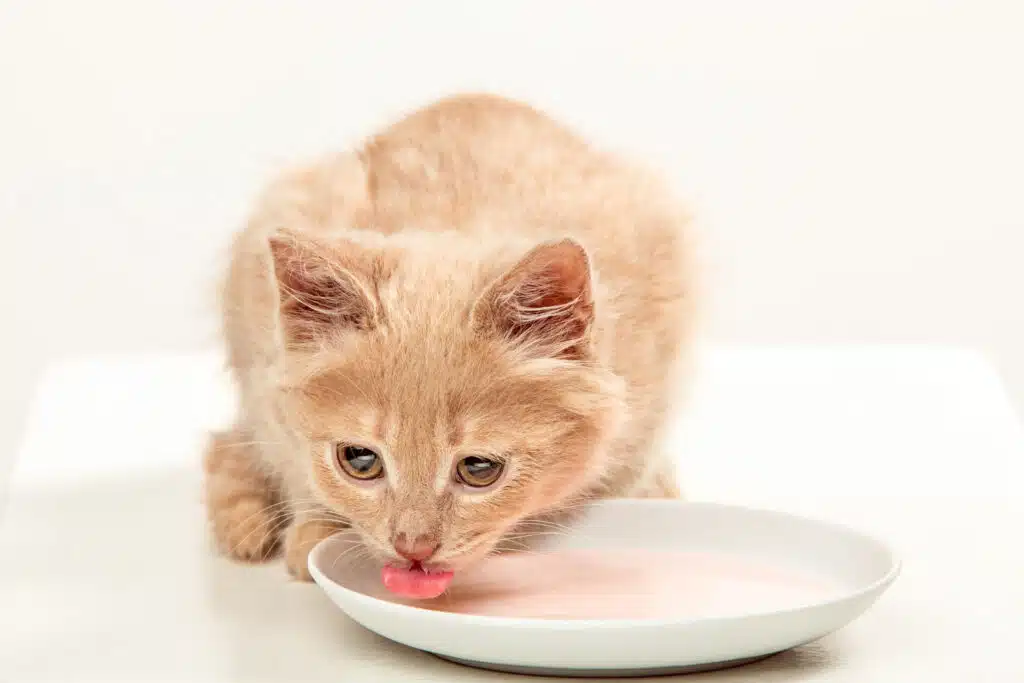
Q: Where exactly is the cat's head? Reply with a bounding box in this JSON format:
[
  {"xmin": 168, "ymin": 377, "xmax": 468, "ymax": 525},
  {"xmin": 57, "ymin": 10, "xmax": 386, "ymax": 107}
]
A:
[{"xmin": 269, "ymin": 229, "xmax": 626, "ymax": 571}]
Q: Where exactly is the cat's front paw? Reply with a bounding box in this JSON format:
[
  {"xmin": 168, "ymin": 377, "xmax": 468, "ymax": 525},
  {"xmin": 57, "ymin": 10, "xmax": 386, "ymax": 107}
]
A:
[
  {"xmin": 203, "ymin": 430, "xmax": 283, "ymax": 562},
  {"xmin": 284, "ymin": 517, "xmax": 345, "ymax": 581},
  {"xmin": 210, "ymin": 495, "xmax": 283, "ymax": 561}
]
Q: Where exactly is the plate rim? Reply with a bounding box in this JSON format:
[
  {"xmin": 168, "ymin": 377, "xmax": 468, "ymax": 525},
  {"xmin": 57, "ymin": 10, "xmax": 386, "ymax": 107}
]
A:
[{"xmin": 308, "ymin": 499, "xmax": 902, "ymax": 630}]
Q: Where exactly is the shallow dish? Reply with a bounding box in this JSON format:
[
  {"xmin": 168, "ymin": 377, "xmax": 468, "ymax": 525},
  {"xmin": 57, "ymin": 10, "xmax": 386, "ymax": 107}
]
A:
[{"xmin": 309, "ymin": 500, "xmax": 899, "ymax": 677}]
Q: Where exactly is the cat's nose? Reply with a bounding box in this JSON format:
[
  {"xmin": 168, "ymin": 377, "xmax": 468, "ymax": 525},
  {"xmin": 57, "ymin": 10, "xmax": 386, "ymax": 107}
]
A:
[{"xmin": 393, "ymin": 533, "xmax": 439, "ymax": 562}]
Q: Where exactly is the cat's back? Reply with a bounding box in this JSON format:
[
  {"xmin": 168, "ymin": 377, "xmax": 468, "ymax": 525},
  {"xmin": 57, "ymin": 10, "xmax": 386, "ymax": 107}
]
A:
[
  {"xmin": 363, "ymin": 94, "xmax": 685, "ymax": 243},
  {"xmin": 360, "ymin": 93, "xmax": 591, "ymax": 231},
  {"xmin": 246, "ymin": 94, "xmax": 687, "ymax": 269},
  {"xmin": 363, "ymin": 94, "xmax": 690, "ymax": 300}
]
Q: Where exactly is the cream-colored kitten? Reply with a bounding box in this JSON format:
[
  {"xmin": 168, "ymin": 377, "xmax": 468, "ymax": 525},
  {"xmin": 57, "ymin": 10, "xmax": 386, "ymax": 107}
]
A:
[{"xmin": 204, "ymin": 94, "xmax": 694, "ymax": 581}]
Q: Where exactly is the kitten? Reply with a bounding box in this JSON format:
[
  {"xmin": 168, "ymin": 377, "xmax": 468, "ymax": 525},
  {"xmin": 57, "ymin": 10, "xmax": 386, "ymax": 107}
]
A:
[{"xmin": 204, "ymin": 94, "xmax": 695, "ymax": 581}]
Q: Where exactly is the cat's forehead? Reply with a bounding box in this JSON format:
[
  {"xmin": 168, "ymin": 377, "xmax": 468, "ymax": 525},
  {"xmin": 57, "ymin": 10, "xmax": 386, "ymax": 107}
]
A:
[
  {"xmin": 376, "ymin": 258, "xmax": 489, "ymax": 324},
  {"xmin": 297, "ymin": 331, "xmax": 503, "ymax": 415},
  {"xmin": 293, "ymin": 338, "xmax": 571, "ymax": 448}
]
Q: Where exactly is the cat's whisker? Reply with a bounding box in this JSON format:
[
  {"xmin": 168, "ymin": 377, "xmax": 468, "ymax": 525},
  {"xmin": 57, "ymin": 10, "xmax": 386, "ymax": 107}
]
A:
[
  {"xmin": 493, "ymin": 546, "xmax": 548, "ymax": 558},
  {"xmin": 226, "ymin": 510, "xmax": 348, "ymax": 559},
  {"xmin": 213, "ymin": 498, "xmax": 316, "ymax": 534},
  {"xmin": 224, "ymin": 507, "xmax": 298, "ymax": 551},
  {"xmin": 499, "ymin": 532, "xmax": 569, "ymax": 543},
  {"xmin": 516, "ymin": 520, "xmax": 573, "ymax": 532},
  {"xmin": 217, "ymin": 494, "xmax": 341, "ymax": 553},
  {"xmin": 329, "ymin": 542, "xmax": 373, "ymax": 574},
  {"xmin": 259, "ymin": 517, "xmax": 298, "ymax": 551},
  {"xmin": 513, "ymin": 520, "xmax": 575, "ymax": 533}
]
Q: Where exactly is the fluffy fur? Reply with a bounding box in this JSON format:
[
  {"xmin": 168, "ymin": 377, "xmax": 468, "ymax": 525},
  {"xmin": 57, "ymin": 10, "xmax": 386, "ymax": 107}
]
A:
[{"xmin": 204, "ymin": 94, "xmax": 695, "ymax": 579}]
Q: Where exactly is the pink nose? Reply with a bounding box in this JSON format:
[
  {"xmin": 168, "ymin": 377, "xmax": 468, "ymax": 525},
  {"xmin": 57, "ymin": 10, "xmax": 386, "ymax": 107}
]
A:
[{"xmin": 393, "ymin": 533, "xmax": 439, "ymax": 562}]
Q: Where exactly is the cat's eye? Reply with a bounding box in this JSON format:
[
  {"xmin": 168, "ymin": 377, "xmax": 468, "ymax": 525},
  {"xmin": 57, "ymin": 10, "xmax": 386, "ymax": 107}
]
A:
[
  {"xmin": 335, "ymin": 444, "xmax": 384, "ymax": 480},
  {"xmin": 455, "ymin": 456, "xmax": 504, "ymax": 488}
]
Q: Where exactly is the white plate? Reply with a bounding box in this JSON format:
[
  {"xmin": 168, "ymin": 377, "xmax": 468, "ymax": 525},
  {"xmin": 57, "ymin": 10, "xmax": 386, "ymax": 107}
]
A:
[{"xmin": 308, "ymin": 501, "xmax": 899, "ymax": 677}]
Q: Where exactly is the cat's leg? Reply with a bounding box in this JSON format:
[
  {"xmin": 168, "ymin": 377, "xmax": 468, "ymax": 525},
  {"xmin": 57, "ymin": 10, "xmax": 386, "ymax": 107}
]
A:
[
  {"xmin": 203, "ymin": 429, "xmax": 284, "ymax": 562},
  {"xmin": 283, "ymin": 512, "xmax": 347, "ymax": 581},
  {"xmin": 649, "ymin": 466, "xmax": 683, "ymax": 499},
  {"xmin": 628, "ymin": 458, "xmax": 685, "ymax": 500}
]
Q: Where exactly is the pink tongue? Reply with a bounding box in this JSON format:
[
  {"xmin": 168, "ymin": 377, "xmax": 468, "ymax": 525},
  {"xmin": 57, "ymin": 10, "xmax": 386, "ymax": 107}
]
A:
[{"xmin": 381, "ymin": 564, "xmax": 455, "ymax": 599}]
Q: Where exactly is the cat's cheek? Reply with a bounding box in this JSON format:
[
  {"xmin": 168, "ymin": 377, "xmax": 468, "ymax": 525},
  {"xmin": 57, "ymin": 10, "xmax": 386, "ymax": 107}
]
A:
[
  {"xmin": 308, "ymin": 448, "xmax": 385, "ymax": 518},
  {"xmin": 439, "ymin": 536, "xmax": 503, "ymax": 570},
  {"xmin": 453, "ymin": 479, "xmax": 536, "ymax": 541},
  {"xmin": 530, "ymin": 455, "xmax": 600, "ymax": 510}
]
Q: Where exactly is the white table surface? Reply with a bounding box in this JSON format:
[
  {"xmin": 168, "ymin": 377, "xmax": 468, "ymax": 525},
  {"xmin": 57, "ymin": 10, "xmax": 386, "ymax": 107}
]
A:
[{"xmin": 2, "ymin": 347, "xmax": 1023, "ymax": 682}]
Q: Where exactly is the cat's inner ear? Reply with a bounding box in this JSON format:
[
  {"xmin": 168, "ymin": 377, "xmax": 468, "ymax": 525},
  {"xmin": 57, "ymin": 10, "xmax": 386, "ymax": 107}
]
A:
[
  {"xmin": 268, "ymin": 230, "xmax": 377, "ymax": 345},
  {"xmin": 473, "ymin": 238, "xmax": 595, "ymax": 360}
]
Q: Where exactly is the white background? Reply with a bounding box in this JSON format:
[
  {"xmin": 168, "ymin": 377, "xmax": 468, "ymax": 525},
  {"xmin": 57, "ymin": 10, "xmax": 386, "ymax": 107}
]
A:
[{"xmin": 2, "ymin": 0, "xmax": 1023, "ymax": 471}]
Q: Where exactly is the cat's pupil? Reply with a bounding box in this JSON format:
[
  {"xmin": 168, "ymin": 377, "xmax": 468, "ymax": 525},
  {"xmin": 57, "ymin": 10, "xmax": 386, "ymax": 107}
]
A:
[
  {"xmin": 465, "ymin": 457, "xmax": 495, "ymax": 474},
  {"xmin": 346, "ymin": 447, "xmax": 377, "ymax": 472}
]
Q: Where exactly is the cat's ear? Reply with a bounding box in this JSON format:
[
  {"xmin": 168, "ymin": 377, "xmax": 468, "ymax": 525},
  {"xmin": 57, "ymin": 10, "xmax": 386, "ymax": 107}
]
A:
[
  {"xmin": 472, "ymin": 238, "xmax": 595, "ymax": 360},
  {"xmin": 268, "ymin": 230, "xmax": 378, "ymax": 345}
]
